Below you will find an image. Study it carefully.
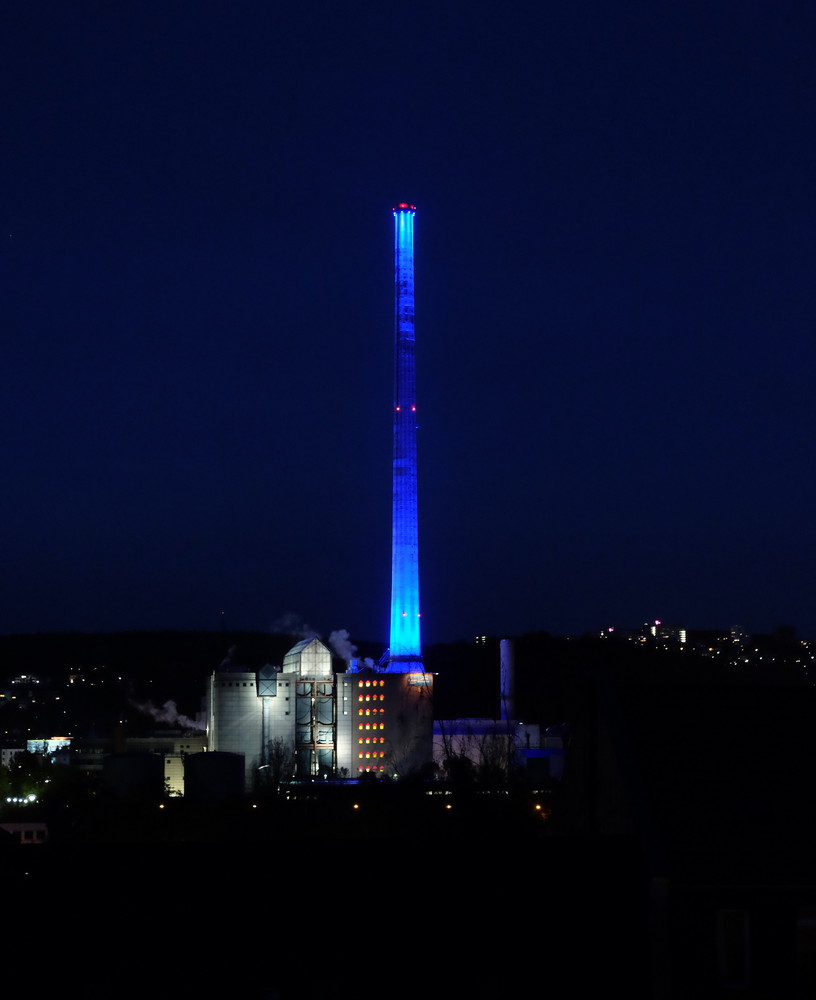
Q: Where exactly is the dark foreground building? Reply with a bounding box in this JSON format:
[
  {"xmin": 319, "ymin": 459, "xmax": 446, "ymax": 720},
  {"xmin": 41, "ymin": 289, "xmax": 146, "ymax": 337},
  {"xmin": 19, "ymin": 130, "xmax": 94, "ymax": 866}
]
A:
[{"xmin": 556, "ymin": 658, "xmax": 816, "ymax": 998}]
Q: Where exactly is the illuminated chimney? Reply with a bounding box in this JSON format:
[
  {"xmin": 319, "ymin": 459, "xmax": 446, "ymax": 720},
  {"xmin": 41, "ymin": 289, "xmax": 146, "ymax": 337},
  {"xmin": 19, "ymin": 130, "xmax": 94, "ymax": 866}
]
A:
[{"xmin": 387, "ymin": 203, "xmax": 422, "ymax": 672}]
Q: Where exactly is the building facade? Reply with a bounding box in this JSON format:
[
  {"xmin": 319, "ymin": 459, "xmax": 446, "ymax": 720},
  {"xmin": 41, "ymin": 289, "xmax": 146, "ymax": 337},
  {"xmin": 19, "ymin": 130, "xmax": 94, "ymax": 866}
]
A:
[{"xmin": 208, "ymin": 638, "xmax": 433, "ymax": 790}]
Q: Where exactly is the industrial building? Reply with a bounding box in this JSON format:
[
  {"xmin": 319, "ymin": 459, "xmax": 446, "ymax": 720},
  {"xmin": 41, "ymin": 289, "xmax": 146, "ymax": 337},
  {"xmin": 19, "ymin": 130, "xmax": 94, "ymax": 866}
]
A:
[
  {"xmin": 207, "ymin": 204, "xmax": 433, "ymax": 789},
  {"xmin": 207, "ymin": 638, "xmax": 434, "ymax": 789},
  {"xmin": 433, "ymin": 638, "xmax": 553, "ymax": 781}
]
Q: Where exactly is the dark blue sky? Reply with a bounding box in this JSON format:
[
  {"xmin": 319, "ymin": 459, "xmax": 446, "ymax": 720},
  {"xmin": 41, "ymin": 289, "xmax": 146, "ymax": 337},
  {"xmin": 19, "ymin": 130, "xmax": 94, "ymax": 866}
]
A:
[{"xmin": 3, "ymin": 2, "xmax": 816, "ymax": 643}]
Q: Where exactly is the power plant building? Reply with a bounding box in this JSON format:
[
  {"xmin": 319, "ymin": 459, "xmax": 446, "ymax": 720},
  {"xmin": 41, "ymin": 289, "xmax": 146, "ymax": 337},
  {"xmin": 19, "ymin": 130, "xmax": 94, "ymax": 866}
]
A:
[
  {"xmin": 207, "ymin": 639, "xmax": 337, "ymax": 789},
  {"xmin": 207, "ymin": 205, "xmax": 433, "ymax": 789},
  {"xmin": 207, "ymin": 640, "xmax": 433, "ymax": 789}
]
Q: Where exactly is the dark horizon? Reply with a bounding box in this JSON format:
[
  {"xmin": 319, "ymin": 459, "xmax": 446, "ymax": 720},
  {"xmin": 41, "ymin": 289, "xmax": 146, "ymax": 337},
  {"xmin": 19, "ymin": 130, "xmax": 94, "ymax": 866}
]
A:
[{"xmin": 0, "ymin": 619, "xmax": 806, "ymax": 646}]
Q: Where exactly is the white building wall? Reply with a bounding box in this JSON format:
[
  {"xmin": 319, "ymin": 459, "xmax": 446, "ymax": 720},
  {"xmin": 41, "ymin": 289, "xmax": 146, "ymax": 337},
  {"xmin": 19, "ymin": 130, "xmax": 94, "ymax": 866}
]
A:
[
  {"xmin": 335, "ymin": 673, "xmax": 354, "ymax": 777},
  {"xmin": 208, "ymin": 671, "xmax": 264, "ymax": 791},
  {"xmin": 261, "ymin": 672, "xmax": 297, "ymax": 755}
]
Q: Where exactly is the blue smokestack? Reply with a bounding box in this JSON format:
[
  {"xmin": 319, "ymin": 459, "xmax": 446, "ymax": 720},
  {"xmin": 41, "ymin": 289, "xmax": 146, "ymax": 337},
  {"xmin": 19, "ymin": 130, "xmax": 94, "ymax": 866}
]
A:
[{"xmin": 388, "ymin": 203, "xmax": 422, "ymax": 672}]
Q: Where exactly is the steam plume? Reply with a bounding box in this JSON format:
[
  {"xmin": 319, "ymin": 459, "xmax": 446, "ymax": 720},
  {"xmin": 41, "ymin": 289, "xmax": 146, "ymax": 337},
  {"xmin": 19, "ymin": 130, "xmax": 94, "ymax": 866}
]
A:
[
  {"xmin": 328, "ymin": 628, "xmax": 357, "ymax": 661},
  {"xmin": 131, "ymin": 698, "xmax": 205, "ymax": 731}
]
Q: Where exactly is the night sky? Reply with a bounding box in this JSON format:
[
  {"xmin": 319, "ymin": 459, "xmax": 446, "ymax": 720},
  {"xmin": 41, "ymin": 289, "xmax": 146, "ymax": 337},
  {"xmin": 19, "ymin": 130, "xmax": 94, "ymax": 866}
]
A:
[{"xmin": 4, "ymin": 2, "xmax": 816, "ymax": 644}]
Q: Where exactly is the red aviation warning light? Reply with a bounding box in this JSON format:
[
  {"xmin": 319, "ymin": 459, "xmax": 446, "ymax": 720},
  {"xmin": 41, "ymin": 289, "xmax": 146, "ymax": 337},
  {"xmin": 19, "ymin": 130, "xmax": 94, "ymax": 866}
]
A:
[{"xmin": 393, "ymin": 202, "xmax": 416, "ymax": 212}]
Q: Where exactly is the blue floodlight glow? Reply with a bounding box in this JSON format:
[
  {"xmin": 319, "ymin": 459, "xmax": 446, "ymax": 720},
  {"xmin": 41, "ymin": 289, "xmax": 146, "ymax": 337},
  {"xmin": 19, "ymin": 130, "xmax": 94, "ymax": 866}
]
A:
[{"xmin": 388, "ymin": 203, "xmax": 422, "ymax": 672}]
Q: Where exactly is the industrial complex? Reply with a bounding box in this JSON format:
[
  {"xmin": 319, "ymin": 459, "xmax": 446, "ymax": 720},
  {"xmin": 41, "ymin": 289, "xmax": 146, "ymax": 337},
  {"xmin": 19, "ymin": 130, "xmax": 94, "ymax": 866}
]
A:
[{"xmin": 206, "ymin": 204, "xmax": 435, "ymax": 788}]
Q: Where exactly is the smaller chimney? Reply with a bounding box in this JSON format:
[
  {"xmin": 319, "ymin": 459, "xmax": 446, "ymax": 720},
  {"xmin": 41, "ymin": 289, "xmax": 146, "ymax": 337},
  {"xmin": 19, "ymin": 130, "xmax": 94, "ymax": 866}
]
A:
[{"xmin": 500, "ymin": 638, "xmax": 514, "ymax": 723}]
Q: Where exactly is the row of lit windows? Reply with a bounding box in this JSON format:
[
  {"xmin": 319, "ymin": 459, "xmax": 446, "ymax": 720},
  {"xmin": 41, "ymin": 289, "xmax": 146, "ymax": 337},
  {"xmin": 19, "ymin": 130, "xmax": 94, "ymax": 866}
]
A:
[
  {"xmin": 358, "ymin": 738, "xmax": 386, "ymax": 744},
  {"xmin": 358, "ymin": 694, "xmax": 385, "ymax": 702},
  {"xmin": 358, "ymin": 765, "xmax": 385, "ymax": 772},
  {"xmin": 358, "ymin": 680, "xmax": 385, "ymax": 688},
  {"xmin": 358, "ymin": 723, "xmax": 384, "ymax": 730},
  {"xmin": 358, "ymin": 752, "xmax": 386, "ymax": 759},
  {"xmin": 358, "ymin": 709, "xmax": 385, "ymax": 716}
]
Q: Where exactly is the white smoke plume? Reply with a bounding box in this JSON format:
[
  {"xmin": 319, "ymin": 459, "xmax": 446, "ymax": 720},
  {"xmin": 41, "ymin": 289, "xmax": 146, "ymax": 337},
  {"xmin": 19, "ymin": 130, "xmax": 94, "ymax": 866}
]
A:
[
  {"xmin": 328, "ymin": 628, "xmax": 357, "ymax": 662},
  {"xmin": 219, "ymin": 645, "xmax": 238, "ymax": 669},
  {"xmin": 131, "ymin": 699, "xmax": 205, "ymax": 731}
]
